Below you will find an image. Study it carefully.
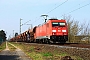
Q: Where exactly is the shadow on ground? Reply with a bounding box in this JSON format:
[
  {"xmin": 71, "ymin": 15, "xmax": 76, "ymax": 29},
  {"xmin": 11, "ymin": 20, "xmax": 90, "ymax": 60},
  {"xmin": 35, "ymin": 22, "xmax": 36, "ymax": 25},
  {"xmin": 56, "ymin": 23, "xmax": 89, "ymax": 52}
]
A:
[{"xmin": 0, "ymin": 55, "xmax": 20, "ymax": 60}]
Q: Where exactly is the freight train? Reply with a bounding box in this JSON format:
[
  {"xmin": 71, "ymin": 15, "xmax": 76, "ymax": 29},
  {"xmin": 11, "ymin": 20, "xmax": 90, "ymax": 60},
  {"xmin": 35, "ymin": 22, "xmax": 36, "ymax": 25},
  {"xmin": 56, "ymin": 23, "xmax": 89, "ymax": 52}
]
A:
[{"xmin": 10, "ymin": 19, "xmax": 68, "ymax": 43}]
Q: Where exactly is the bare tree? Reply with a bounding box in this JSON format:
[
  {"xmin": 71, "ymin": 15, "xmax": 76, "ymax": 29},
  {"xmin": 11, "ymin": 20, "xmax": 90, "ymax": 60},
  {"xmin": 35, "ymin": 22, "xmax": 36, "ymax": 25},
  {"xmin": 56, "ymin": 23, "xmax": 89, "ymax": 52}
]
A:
[
  {"xmin": 62, "ymin": 15, "xmax": 83, "ymax": 43},
  {"xmin": 80, "ymin": 23, "xmax": 90, "ymax": 43}
]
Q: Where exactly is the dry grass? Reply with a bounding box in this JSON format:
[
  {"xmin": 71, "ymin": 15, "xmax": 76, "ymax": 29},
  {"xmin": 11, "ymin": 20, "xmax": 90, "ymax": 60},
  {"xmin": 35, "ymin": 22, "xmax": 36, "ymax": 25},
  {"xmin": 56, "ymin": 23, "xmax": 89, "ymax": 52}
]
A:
[
  {"xmin": 10, "ymin": 42, "xmax": 84, "ymax": 60},
  {"xmin": 7, "ymin": 42, "xmax": 16, "ymax": 51},
  {"xmin": 0, "ymin": 42, "xmax": 6, "ymax": 52}
]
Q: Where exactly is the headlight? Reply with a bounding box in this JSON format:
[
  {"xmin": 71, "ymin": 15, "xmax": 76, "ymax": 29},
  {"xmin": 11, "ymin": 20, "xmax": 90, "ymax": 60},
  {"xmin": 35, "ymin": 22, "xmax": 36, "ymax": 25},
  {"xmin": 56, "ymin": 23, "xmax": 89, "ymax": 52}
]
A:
[
  {"xmin": 62, "ymin": 30, "xmax": 66, "ymax": 32},
  {"xmin": 52, "ymin": 30, "xmax": 56, "ymax": 32}
]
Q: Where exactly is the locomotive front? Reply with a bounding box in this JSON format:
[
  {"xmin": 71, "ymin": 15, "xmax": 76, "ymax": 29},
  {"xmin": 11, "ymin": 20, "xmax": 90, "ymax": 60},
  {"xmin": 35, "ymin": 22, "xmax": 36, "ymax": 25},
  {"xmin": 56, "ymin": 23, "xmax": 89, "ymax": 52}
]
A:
[{"xmin": 49, "ymin": 19, "xmax": 68, "ymax": 43}]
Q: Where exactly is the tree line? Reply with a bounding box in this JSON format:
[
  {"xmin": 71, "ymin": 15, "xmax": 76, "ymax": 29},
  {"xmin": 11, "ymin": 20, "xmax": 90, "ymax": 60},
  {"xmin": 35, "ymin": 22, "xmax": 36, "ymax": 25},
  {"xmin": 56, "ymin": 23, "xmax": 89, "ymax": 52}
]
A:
[
  {"xmin": 63, "ymin": 15, "xmax": 90, "ymax": 43},
  {"xmin": 0, "ymin": 30, "xmax": 6, "ymax": 42}
]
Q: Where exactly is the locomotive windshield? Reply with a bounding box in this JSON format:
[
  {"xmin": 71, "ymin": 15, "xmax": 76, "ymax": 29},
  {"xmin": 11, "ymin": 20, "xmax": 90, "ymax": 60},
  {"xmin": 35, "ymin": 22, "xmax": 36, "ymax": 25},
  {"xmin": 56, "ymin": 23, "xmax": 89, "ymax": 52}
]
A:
[{"xmin": 52, "ymin": 22, "xmax": 65, "ymax": 27}]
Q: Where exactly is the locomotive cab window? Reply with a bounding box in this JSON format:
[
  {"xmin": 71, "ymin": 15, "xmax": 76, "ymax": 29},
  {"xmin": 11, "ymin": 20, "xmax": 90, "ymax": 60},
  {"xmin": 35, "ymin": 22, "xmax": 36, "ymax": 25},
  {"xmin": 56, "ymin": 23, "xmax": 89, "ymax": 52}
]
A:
[
  {"xmin": 52, "ymin": 22, "xmax": 58, "ymax": 26},
  {"xmin": 59, "ymin": 22, "xmax": 65, "ymax": 26},
  {"xmin": 52, "ymin": 22, "xmax": 65, "ymax": 27}
]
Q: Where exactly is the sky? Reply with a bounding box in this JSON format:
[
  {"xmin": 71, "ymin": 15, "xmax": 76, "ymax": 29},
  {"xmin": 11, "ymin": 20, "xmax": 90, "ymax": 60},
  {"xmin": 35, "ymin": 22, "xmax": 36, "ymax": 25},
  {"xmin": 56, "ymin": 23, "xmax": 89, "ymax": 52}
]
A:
[{"xmin": 0, "ymin": 0, "xmax": 90, "ymax": 39}]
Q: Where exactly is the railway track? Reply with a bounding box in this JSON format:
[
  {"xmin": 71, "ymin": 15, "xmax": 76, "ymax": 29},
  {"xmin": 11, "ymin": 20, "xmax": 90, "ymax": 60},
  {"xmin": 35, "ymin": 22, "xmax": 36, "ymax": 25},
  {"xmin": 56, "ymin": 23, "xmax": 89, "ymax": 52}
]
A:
[
  {"xmin": 16, "ymin": 42, "xmax": 90, "ymax": 49},
  {"xmin": 51, "ymin": 43, "xmax": 90, "ymax": 49}
]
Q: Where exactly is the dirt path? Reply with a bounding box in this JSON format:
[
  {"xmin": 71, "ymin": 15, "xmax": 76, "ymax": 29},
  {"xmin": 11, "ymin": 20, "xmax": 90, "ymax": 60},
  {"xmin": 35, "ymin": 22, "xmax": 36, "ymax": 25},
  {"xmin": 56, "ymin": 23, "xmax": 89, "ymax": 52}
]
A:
[{"xmin": 0, "ymin": 41, "xmax": 31, "ymax": 60}]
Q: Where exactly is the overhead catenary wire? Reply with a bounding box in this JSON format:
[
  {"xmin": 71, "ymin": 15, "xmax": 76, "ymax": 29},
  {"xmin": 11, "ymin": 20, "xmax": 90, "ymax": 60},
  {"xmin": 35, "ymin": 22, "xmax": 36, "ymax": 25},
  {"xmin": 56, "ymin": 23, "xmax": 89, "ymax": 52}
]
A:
[
  {"xmin": 32, "ymin": 1, "xmax": 90, "ymax": 26},
  {"xmin": 67, "ymin": 2, "xmax": 90, "ymax": 14},
  {"xmin": 70, "ymin": 0, "xmax": 86, "ymax": 9},
  {"xmin": 21, "ymin": 20, "xmax": 31, "ymax": 26},
  {"xmin": 32, "ymin": 0, "xmax": 69, "ymax": 24},
  {"xmin": 32, "ymin": 17, "xmax": 41, "ymax": 23},
  {"xmin": 47, "ymin": 0, "xmax": 68, "ymax": 14}
]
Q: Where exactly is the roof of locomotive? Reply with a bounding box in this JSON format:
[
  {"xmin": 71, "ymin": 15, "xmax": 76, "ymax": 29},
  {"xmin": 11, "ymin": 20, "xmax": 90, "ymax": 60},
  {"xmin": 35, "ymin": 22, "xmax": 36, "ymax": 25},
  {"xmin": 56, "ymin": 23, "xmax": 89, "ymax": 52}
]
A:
[
  {"xmin": 36, "ymin": 19, "xmax": 66, "ymax": 27},
  {"xmin": 47, "ymin": 19, "xmax": 66, "ymax": 22}
]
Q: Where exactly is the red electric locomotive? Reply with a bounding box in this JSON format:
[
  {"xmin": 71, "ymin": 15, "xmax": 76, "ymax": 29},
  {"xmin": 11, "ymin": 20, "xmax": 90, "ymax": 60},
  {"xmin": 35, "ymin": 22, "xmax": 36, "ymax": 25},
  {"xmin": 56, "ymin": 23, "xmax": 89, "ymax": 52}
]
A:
[
  {"xmin": 10, "ymin": 18, "xmax": 68, "ymax": 43},
  {"xmin": 34, "ymin": 19, "xmax": 68, "ymax": 43}
]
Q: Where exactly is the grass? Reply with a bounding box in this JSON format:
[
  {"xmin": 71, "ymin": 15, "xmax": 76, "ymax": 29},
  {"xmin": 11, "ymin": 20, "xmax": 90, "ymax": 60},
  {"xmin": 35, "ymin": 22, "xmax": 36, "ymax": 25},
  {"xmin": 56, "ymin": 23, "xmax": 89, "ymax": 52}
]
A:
[
  {"xmin": 10, "ymin": 42, "xmax": 84, "ymax": 60},
  {"xmin": 42, "ymin": 52, "xmax": 53, "ymax": 57},
  {"xmin": 29, "ymin": 46, "xmax": 35, "ymax": 52},
  {"xmin": 0, "ymin": 42, "xmax": 6, "ymax": 51},
  {"xmin": 27, "ymin": 52, "xmax": 43, "ymax": 60},
  {"xmin": 7, "ymin": 42, "xmax": 16, "ymax": 51}
]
